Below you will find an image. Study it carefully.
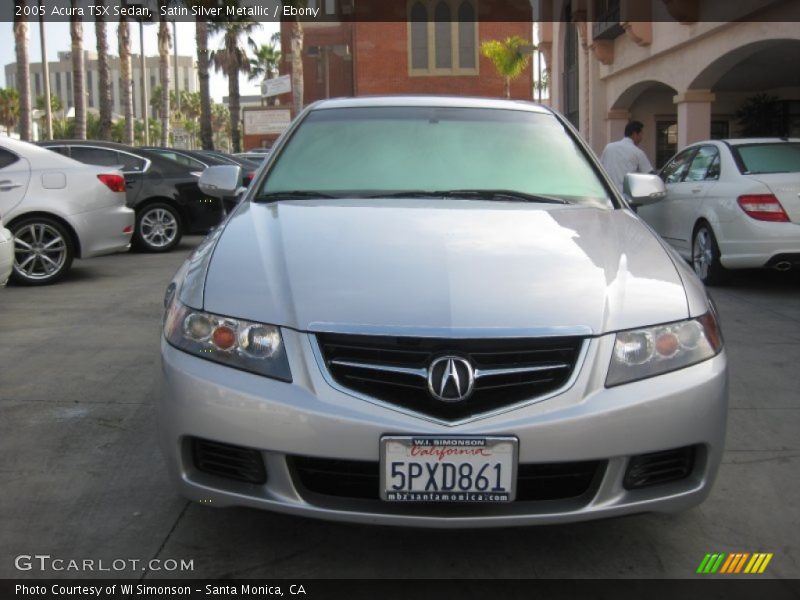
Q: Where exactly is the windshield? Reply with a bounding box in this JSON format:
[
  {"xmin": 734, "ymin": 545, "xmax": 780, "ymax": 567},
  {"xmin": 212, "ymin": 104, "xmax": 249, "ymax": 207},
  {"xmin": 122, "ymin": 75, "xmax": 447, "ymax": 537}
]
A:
[
  {"xmin": 733, "ymin": 143, "xmax": 800, "ymax": 174},
  {"xmin": 259, "ymin": 106, "xmax": 613, "ymax": 207}
]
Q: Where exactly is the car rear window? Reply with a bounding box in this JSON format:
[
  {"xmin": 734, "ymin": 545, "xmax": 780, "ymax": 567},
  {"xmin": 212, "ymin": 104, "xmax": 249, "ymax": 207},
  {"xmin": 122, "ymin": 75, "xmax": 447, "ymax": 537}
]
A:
[
  {"xmin": 732, "ymin": 143, "xmax": 800, "ymax": 174},
  {"xmin": 261, "ymin": 106, "xmax": 612, "ymax": 207}
]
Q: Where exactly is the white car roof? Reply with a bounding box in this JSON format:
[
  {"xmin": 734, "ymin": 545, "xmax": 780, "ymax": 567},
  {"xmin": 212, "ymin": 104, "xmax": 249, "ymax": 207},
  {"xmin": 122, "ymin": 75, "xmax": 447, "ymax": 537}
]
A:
[
  {"xmin": 722, "ymin": 138, "xmax": 800, "ymax": 145},
  {"xmin": 310, "ymin": 95, "xmax": 553, "ymax": 114}
]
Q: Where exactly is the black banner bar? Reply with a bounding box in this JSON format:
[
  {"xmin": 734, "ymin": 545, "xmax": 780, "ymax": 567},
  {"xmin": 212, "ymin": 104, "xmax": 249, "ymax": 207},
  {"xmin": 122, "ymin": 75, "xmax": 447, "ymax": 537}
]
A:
[
  {"xmin": 2, "ymin": 579, "xmax": 800, "ymax": 600},
  {"xmin": 7, "ymin": 0, "xmax": 800, "ymax": 23}
]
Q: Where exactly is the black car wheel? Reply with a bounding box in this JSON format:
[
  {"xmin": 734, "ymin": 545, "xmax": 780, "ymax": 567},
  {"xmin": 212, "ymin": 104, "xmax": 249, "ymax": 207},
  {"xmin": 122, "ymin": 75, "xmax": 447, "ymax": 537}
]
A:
[
  {"xmin": 134, "ymin": 203, "xmax": 182, "ymax": 252},
  {"xmin": 692, "ymin": 223, "xmax": 729, "ymax": 286},
  {"xmin": 10, "ymin": 217, "xmax": 74, "ymax": 286}
]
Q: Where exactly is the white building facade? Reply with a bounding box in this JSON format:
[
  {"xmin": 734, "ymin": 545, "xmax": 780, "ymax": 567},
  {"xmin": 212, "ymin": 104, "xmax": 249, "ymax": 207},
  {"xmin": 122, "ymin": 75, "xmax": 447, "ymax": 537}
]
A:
[
  {"xmin": 5, "ymin": 50, "xmax": 198, "ymax": 121},
  {"xmin": 539, "ymin": 0, "xmax": 800, "ymax": 168}
]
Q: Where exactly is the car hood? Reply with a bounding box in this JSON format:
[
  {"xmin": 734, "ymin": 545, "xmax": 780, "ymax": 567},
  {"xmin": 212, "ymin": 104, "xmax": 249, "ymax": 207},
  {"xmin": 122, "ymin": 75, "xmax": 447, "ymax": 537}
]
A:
[{"xmin": 200, "ymin": 199, "xmax": 689, "ymax": 335}]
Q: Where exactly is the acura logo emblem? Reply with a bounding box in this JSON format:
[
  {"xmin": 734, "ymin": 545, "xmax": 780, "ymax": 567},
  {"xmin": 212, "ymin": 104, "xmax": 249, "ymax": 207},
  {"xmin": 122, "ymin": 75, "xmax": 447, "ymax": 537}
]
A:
[{"xmin": 427, "ymin": 356, "xmax": 475, "ymax": 403}]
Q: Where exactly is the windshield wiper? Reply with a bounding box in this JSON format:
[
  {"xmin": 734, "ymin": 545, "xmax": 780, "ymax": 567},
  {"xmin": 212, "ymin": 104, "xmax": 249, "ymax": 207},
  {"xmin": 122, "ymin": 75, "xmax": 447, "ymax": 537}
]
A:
[
  {"xmin": 253, "ymin": 191, "xmax": 339, "ymax": 202},
  {"xmin": 363, "ymin": 189, "xmax": 570, "ymax": 204}
]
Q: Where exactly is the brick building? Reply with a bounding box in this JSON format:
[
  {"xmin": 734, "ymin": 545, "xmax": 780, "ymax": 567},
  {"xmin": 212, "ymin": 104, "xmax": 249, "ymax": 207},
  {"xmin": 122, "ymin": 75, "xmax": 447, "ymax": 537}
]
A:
[{"xmin": 278, "ymin": 0, "xmax": 534, "ymax": 111}]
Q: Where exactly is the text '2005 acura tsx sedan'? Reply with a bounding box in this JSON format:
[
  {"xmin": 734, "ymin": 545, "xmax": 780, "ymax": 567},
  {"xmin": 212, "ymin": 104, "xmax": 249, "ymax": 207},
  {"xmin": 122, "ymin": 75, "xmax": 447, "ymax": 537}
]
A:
[{"xmin": 158, "ymin": 97, "xmax": 728, "ymax": 527}]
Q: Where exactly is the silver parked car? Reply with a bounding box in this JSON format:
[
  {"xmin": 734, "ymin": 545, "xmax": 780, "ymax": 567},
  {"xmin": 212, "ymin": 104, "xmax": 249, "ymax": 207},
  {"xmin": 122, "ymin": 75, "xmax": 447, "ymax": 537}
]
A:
[
  {"xmin": 158, "ymin": 97, "xmax": 727, "ymax": 527},
  {"xmin": 0, "ymin": 136, "xmax": 134, "ymax": 285},
  {"xmin": 638, "ymin": 138, "xmax": 800, "ymax": 285}
]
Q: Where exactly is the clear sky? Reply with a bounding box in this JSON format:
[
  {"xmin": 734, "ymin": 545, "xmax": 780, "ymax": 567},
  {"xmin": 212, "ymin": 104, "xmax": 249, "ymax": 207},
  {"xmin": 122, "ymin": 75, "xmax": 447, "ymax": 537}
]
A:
[{"xmin": 0, "ymin": 20, "xmax": 281, "ymax": 103}]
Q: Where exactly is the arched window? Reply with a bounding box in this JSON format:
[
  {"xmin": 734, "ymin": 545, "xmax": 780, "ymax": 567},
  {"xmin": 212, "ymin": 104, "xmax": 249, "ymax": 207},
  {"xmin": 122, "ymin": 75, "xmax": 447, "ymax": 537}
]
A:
[
  {"xmin": 458, "ymin": 1, "xmax": 476, "ymax": 69},
  {"xmin": 434, "ymin": 2, "xmax": 452, "ymax": 68},
  {"xmin": 407, "ymin": 0, "xmax": 478, "ymax": 75},
  {"xmin": 410, "ymin": 2, "xmax": 429, "ymax": 70}
]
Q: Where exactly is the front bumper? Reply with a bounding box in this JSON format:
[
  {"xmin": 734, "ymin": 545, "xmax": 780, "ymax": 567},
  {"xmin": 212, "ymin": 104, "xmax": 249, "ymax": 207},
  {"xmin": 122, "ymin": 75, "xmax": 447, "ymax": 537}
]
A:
[{"xmin": 157, "ymin": 329, "xmax": 728, "ymax": 528}]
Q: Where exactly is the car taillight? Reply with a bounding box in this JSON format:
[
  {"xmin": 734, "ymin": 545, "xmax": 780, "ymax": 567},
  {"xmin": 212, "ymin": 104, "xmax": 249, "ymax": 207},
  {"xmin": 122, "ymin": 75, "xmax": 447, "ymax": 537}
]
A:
[
  {"xmin": 243, "ymin": 172, "xmax": 254, "ymax": 187},
  {"xmin": 737, "ymin": 194, "xmax": 790, "ymax": 222},
  {"xmin": 97, "ymin": 173, "xmax": 126, "ymax": 193}
]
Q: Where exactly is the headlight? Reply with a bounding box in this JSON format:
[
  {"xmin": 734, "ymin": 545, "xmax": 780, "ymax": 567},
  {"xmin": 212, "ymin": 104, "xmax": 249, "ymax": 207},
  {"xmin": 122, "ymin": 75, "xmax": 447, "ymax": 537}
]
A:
[
  {"xmin": 164, "ymin": 299, "xmax": 292, "ymax": 382},
  {"xmin": 606, "ymin": 310, "xmax": 723, "ymax": 387}
]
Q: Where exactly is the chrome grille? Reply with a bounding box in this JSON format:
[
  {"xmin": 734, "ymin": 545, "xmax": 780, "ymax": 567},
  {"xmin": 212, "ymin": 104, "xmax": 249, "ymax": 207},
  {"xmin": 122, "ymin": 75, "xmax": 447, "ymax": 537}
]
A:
[{"xmin": 316, "ymin": 333, "xmax": 584, "ymax": 421}]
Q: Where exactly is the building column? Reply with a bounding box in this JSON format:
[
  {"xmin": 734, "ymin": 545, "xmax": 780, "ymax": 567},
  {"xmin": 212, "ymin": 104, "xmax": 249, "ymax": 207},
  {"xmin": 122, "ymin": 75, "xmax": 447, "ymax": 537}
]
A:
[
  {"xmin": 673, "ymin": 90, "xmax": 715, "ymax": 149},
  {"xmin": 606, "ymin": 109, "xmax": 630, "ymax": 145}
]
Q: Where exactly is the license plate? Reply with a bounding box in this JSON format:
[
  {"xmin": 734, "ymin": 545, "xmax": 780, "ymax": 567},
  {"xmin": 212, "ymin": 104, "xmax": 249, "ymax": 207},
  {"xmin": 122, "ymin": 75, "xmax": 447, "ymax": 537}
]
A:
[{"xmin": 380, "ymin": 436, "xmax": 518, "ymax": 502}]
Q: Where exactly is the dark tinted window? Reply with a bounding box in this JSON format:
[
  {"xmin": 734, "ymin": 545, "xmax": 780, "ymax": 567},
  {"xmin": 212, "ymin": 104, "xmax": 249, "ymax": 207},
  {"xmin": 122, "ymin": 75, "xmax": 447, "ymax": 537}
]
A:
[
  {"xmin": 70, "ymin": 146, "xmax": 121, "ymax": 167},
  {"xmin": 0, "ymin": 148, "xmax": 19, "ymax": 169},
  {"xmin": 732, "ymin": 143, "xmax": 800, "ymax": 174},
  {"xmin": 116, "ymin": 153, "xmax": 147, "ymax": 172},
  {"xmin": 47, "ymin": 146, "xmax": 70, "ymax": 157},
  {"xmin": 685, "ymin": 146, "xmax": 719, "ymax": 182},
  {"xmin": 661, "ymin": 148, "xmax": 696, "ymax": 184}
]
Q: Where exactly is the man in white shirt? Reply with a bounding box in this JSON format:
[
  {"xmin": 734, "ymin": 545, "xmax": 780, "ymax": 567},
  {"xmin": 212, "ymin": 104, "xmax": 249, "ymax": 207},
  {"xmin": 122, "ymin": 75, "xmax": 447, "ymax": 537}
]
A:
[{"xmin": 600, "ymin": 121, "xmax": 654, "ymax": 194}]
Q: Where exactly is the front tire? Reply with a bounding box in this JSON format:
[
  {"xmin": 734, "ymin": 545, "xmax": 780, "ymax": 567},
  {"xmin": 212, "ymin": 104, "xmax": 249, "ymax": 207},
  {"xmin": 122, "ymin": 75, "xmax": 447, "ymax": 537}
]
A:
[
  {"xmin": 10, "ymin": 217, "xmax": 75, "ymax": 286},
  {"xmin": 692, "ymin": 223, "xmax": 728, "ymax": 286},
  {"xmin": 134, "ymin": 203, "xmax": 182, "ymax": 252}
]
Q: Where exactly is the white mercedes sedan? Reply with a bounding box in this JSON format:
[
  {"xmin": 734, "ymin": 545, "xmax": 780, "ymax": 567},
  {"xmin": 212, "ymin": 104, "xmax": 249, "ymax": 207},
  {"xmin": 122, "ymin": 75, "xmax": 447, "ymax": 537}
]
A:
[
  {"xmin": 158, "ymin": 97, "xmax": 727, "ymax": 527},
  {"xmin": 0, "ymin": 136, "xmax": 134, "ymax": 285},
  {"xmin": 638, "ymin": 138, "xmax": 800, "ymax": 285}
]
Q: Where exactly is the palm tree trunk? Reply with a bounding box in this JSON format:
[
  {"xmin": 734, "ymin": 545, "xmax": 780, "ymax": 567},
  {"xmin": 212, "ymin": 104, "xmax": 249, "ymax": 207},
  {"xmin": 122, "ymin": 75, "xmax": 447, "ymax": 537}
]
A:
[
  {"xmin": 118, "ymin": 15, "xmax": 135, "ymax": 145},
  {"xmin": 13, "ymin": 7, "xmax": 32, "ymax": 141},
  {"xmin": 290, "ymin": 21, "xmax": 304, "ymax": 117},
  {"xmin": 504, "ymin": 77, "xmax": 511, "ymax": 99},
  {"xmin": 95, "ymin": 7, "xmax": 112, "ymax": 140},
  {"xmin": 196, "ymin": 19, "xmax": 213, "ymax": 150},
  {"xmin": 227, "ymin": 31, "xmax": 242, "ymax": 153},
  {"xmin": 157, "ymin": 12, "xmax": 171, "ymax": 146},
  {"xmin": 70, "ymin": 9, "xmax": 86, "ymax": 140}
]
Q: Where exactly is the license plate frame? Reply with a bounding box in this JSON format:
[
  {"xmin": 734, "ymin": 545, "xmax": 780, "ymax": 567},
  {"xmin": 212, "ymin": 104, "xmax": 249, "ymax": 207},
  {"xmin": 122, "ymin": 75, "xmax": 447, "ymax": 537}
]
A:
[{"xmin": 379, "ymin": 435, "xmax": 519, "ymax": 502}]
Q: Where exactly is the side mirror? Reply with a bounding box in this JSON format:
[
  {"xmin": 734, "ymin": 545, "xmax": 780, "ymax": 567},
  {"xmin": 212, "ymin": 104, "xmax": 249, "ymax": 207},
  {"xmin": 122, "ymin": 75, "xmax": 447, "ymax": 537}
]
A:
[
  {"xmin": 199, "ymin": 165, "xmax": 241, "ymax": 199},
  {"xmin": 623, "ymin": 173, "xmax": 667, "ymax": 206}
]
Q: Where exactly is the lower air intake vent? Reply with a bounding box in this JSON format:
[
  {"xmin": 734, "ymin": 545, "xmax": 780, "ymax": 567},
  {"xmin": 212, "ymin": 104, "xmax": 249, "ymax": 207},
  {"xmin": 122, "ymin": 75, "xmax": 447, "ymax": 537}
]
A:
[
  {"xmin": 289, "ymin": 456, "xmax": 605, "ymax": 502},
  {"xmin": 192, "ymin": 438, "xmax": 267, "ymax": 484},
  {"xmin": 623, "ymin": 446, "xmax": 696, "ymax": 490}
]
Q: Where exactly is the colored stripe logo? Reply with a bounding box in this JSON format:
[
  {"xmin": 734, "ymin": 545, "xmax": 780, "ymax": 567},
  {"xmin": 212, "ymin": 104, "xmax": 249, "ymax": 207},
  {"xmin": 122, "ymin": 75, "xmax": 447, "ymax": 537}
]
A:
[{"xmin": 697, "ymin": 553, "xmax": 773, "ymax": 574}]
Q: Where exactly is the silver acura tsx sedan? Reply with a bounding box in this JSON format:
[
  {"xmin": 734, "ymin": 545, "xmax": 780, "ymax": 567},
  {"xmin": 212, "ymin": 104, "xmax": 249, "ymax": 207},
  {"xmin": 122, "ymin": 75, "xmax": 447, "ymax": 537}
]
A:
[{"xmin": 158, "ymin": 97, "xmax": 728, "ymax": 527}]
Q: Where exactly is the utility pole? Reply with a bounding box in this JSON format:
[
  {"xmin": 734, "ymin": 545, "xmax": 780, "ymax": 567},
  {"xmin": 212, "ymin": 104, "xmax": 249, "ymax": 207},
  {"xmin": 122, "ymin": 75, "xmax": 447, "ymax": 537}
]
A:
[
  {"xmin": 38, "ymin": 1, "xmax": 53, "ymax": 139},
  {"xmin": 172, "ymin": 19, "xmax": 179, "ymax": 114},
  {"xmin": 139, "ymin": 19, "xmax": 149, "ymax": 145}
]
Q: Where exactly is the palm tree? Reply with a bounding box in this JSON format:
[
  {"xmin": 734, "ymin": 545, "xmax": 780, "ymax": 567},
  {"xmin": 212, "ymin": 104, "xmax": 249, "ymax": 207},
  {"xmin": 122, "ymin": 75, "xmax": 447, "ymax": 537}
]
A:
[
  {"xmin": 191, "ymin": 2, "xmax": 213, "ymax": 150},
  {"xmin": 95, "ymin": 3, "xmax": 113, "ymax": 140},
  {"xmin": 118, "ymin": 8, "xmax": 135, "ymax": 145},
  {"xmin": 157, "ymin": 1, "xmax": 171, "ymax": 146},
  {"xmin": 35, "ymin": 94, "xmax": 62, "ymax": 134},
  {"xmin": 211, "ymin": 19, "xmax": 260, "ymax": 153},
  {"xmin": 480, "ymin": 36, "xmax": 532, "ymax": 99},
  {"xmin": 70, "ymin": 5, "xmax": 86, "ymax": 140},
  {"xmin": 249, "ymin": 42, "xmax": 281, "ymax": 106},
  {"xmin": 211, "ymin": 102, "xmax": 230, "ymax": 151},
  {"xmin": 13, "ymin": 5, "xmax": 32, "ymax": 141},
  {"xmin": 0, "ymin": 88, "xmax": 20, "ymax": 135},
  {"xmin": 290, "ymin": 21, "xmax": 304, "ymax": 116}
]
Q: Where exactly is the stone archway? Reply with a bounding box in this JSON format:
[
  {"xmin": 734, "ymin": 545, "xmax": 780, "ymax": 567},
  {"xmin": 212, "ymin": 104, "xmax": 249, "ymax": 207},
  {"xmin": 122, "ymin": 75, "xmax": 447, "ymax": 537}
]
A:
[
  {"xmin": 608, "ymin": 80, "xmax": 678, "ymax": 168},
  {"xmin": 686, "ymin": 38, "xmax": 800, "ymax": 139}
]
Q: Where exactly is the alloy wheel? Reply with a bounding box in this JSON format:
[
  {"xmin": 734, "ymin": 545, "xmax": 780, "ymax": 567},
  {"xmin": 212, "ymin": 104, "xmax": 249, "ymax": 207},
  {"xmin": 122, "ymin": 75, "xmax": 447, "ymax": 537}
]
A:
[
  {"xmin": 693, "ymin": 228, "xmax": 712, "ymax": 281},
  {"xmin": 13, "ymin": 222, "xmax": 68, "ymax": 281},
  {"xmin": 140, "ymin": 207, "xmax": 179, "ymax": 249}
]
